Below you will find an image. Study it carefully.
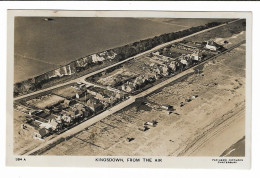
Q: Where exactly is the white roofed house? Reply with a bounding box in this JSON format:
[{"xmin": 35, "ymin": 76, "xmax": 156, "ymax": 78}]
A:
[
  {"xmin": 121, "ymin": 82, "xmax": 135, "ymax": 93},
  {"xmin": 184, "ymin": 54, "xmax": 193, "ymax": 66},
  {"xmin": 191, "ymin": 52, "xmax": 202, "ymax": 63},
  {"xmin": 169, "ymin": 61, "xmax": 177, "ymax": 72},
  {"xmin": 48, "ymin": 117, "xmax": 63, "ymax": 131},
  {"xmin": 161, "ymin": 65, "xmax": 170, "ymax": 76},
  {"xmin": 61, "ymin": 114, "xmax": 73, "ymax": 126},
  {"xmin": 205, "ymin": 41, "xmax": 221, "ymax": 51},
  {"xmin": 91, "ymin": 54, "xmax": 106, "ymax": 63},
  {"xmin": 180, "ymin": 58, "xmax": 188, "ymax": 66},
  {"xmin": 115, "ymin": 91, "xmax": 125, "ymax": 100}
]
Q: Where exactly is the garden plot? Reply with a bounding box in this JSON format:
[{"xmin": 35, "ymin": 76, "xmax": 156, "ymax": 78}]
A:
[{"xmin": 26, "ymin": 94, "xmax": 65, "ymax": 109}]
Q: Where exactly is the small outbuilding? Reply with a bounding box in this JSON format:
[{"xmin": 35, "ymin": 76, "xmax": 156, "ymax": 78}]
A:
[{"xmin": 161, "ymin": 105, "xmax": 174, "ymax": 111}]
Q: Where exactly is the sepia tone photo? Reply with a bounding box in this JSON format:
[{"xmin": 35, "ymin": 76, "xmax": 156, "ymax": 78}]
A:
[{"xmin": 6, "ymin": 10, "xmax": 251, "ymax": 168}]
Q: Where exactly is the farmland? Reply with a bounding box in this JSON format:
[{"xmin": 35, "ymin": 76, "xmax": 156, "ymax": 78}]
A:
[
  {"xmin": 14, "ymin": 17, "xmax": 187, "ymax": 82},
  {"xmin": 14, "ymin": 18, "xmax": 231, "ymax": 83}
]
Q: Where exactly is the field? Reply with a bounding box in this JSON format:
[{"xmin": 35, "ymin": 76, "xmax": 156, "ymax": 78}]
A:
[
  {"xmin": 41, "ymin": 30, "xmax": 246, "ymax": 156},
  {"xmin": 26, "ymin": 94, "xmax": 65, "ymax": 109},
  {"xmin": 52, "ymin": 85, "xmax": 79, "ymax": 99},
  {"xmin": 14, "ymin": 18, "xmax": 231, "ymax": 83},
  {"xmin": 146, "ymin": 18, "xmax": 231, "ymax": 28},
  {"xmin": 185, "ymin": 19, "xmax": 246, "ymax": 42},
  {"xmin": 14, "ymin": 17, "xmax": 188, "ymax": 82}
]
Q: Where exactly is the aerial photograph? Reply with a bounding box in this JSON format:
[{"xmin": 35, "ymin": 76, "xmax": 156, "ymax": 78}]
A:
[{"xmin": 13, "ymin": 16, "xmax": 246, "ymax": 157}]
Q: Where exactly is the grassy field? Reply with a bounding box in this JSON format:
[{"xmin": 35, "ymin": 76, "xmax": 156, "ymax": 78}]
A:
[
  {"xmin": 185, "ymin": 19, "xmax": 246, "ymax": 42},
  {"xmin": 147, "ymin": 18, "xmax": 231, "ymax": 28},
  {"xmin": 14, "ymin": 18, "xmax": 231, "ymax": 82},
  {"xmin": 14, "ymin": 17, "xmax": 188, "ymax": 82}
]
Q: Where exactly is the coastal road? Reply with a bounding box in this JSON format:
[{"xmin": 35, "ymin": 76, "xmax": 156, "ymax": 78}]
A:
[
  {"xmin": 25, "ymin": 39, "xmax": 245, "ymax": 155},
  {"xmin": 14, "ymin": 19, "xmax": 241, "ymax": 102},
  {"xmin": 25, "ymin": 97, "xmax": 136, "ymax": 155}
]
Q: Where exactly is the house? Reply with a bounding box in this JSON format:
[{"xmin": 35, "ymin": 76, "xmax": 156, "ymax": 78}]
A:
[
  {"xmin": 169, "ymin": 61, "xmax": 177, "ymax": 72},
  {"xmin": 75, "ymin": 91, "xmax": 86, "ymax": 99},
  {"xmin": 63, "ymin": 99, "xmax": 71, "ymax": 106},
  {"xmin": 29, "ymin": 109, "xmax": 44, "ymax": 116},
  {"xmin": 191, "ymin": 52, "xmax": 201, "ymax": 61},
  {"xmin": 115, "ymin": 92, "xmax": 124, "ymax": 99},
  {"xmin": 161, "ymin": 65, "xmax": 170, "ymax": 76},
  {"xmin": 39, "ymin": 122, "xmax": 53, "ymax": 130},
  {"xmin": 133, "ymin": 76, "xmax": 146, "ymax": 88},
  {"xmin": 47, "ymin": 115, "xmax": 63, "ymax": 131},
  {"xmin": 61, "ymin": 114, "xmax": 73, "ymax": 125},
  {"xmin": 205, "ymin": 41, "xmax": 219, "ymax": 51},
  {"xmin": 153, "ymin": 73, "xmax": 162, "ymax": 80},
  {"xmin": 38, "ymin": 128, "xmax": 50, "ymax": 138},
  {"xmin": 35, "ymin": 117, "xmax": 49, "ymax": 124},
  {"xmin": 51, "ymin": 107, "xmax": 62, "ymax": 114},
  {"xmin": 153, "ymin": 65, "xmax": 163, "ymax": 75},
  {"xmin": 121, "ymin": 82, "xmax": 135, "ymax": 92},
  {"xmin": 85, "ymin": 97, "xmax": 103, "ymax": 113},
  {"xmin": 48, "ymin": 118, "xmax": 61, "ymax": 131},
  {"xmin": 180, "ymin": 59, "xmax": 188, "ymax": 66}
]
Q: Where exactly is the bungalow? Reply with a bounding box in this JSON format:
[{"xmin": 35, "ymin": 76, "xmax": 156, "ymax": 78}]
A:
[
  {"xmin": 205, "ymin": 41, "xmax": 221, "ymax": 51},
  {"xmin": 191, "ymin": 52, "xmax": 202, "ymax": 62}
]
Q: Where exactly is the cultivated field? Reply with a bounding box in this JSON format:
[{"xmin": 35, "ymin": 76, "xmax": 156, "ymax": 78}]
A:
[
  {"xmin": 14, "ymin": 17, "xmax": 188, "ymax": 82},
  {"xmin": 14, "ymin": 18, "xmax": 232, "ymax": 82}
]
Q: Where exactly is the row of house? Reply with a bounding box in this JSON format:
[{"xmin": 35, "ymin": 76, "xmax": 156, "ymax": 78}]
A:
[
  {"xmin": 32, "ymin": 51, "xmax": 118, "ymax": 86},
  {"xmin": 86, "ymin": 86, "xmax": 123, "ymax": 107},
  {"xmin": 31, "ymin": 101, "xmax": 94, "ymax": 138},
  {"xmin": 121, "ymin": 74, "xmax": 156, "ymax": 93},
  {"xmin": 120, "ymin": 48, "xmax": 203, "ymax": 93},
  {"xmin": 20, "ymin": 84, "xmax": 125, "ymax": 138}
]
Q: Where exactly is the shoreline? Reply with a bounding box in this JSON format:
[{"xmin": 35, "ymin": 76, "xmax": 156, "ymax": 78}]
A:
[{"xmin": 186, "ymin": 106, "xmax": 245, "ymax": 157}]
